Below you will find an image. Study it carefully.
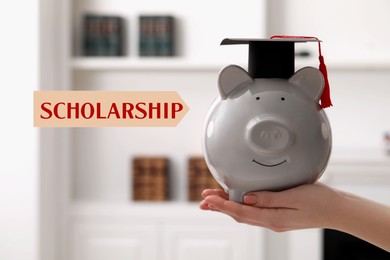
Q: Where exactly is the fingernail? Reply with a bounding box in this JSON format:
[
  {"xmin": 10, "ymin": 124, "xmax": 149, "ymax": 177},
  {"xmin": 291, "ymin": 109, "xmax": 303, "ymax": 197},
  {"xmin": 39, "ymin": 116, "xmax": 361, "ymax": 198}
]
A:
[
  {"xmin": 243, "ymin": 194, "xmax": 257, "ymax": 205},
  {"xmin": 208, "ymin": 204, "xmax": 216, "ymax": 210},
  {"xmin": 204, "ymin": 196, "xmax": 212, "ymax": 203}
]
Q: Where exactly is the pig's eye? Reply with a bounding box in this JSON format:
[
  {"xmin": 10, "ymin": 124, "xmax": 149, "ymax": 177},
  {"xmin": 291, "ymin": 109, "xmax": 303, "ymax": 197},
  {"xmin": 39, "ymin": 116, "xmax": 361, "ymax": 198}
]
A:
[
  {"xmin": 281, "ymin": 97, "xmax": 285, "ymax": 101},
  {"xmin": 256, "ymin": 97, "xmax": 260, "ymax": 100}
]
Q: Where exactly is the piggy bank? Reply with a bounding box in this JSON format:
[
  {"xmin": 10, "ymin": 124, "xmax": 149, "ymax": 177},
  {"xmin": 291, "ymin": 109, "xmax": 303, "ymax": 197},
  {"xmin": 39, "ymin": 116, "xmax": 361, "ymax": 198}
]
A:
[{"xmin": 202, "ymin": 65, "xmax": 332, "ymax": 203}]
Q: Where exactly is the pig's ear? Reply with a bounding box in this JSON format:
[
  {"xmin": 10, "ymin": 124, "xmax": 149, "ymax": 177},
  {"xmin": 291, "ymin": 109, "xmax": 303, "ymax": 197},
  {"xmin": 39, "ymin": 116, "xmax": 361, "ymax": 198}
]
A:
[
  {"xmin": 289, "ymin": 67, "xmax": 324, "ymax": 101},
  {"xmin": 218, "ymin": 65, "xmax": 253, "ymax": 99}
]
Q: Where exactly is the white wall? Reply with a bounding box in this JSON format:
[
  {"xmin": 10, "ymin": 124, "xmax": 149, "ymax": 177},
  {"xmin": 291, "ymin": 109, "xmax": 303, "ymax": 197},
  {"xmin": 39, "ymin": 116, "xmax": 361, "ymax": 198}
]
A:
[
  {"xmin": 267, "ymin": 0, "xmax": 390, "ymax": 63},
  {"xmin": 0, "ymin": 1, "xmax": 39, "ymax": 260}
]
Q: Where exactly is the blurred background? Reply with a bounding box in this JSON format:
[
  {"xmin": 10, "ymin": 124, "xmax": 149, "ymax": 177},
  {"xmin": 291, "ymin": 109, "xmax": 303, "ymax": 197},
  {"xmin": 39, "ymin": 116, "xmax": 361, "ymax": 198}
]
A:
[{"xmin": 1, "ymin": 0, "xmax": 390, "ymax": 259}]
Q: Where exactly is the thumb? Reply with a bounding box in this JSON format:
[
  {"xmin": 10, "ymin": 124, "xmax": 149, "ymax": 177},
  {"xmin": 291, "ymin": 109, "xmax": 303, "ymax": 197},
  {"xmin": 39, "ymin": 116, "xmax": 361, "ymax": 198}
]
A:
[{"xmin": 243, "ymin": 190, "xmax": 294, "ymax": 209}]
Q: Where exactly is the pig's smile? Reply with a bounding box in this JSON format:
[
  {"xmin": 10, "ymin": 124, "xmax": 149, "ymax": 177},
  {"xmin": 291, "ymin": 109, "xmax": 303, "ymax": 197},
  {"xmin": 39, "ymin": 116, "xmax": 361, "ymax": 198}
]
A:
[{"xmin": 252, "ymin": 159, "xmax": 287, "ymax": 167}]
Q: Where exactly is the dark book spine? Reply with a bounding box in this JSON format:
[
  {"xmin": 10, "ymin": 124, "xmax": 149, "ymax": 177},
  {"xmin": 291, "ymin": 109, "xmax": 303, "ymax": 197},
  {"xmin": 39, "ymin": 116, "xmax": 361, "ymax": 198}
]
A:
[
  {"xmin": 96, "ymin": 16, "xmax": 106, "ymax": 56},
  {"xmin": 188, "ymin": 157, "xmax": 221, "ymax": 201},
  {"xmin": 132, "ymin": 157, "xmax": 169, "ymax": 201},
  {"xmin": 139, "ymin": 15, "xmax": 175, "ymax": 57},
  {"xmin": 188, "ymin": 157, "xmax": 203, "ymax": 201},
  {"xmin": 133, "ymin": 158, "xmax": 147, "ymax": 200},
  {"xmin": 83, "ymin": 15, "xmax": 123, "ymax": 56},
  {"xmin": 104, "ymin": 16, "xmax": 123, "ymax": 56},
  {"xmin": 188, "ymin": 158, "xmax": 199, "ymax": 201},
  {"xmin": 154, "ymin": 16, "xmax": 174, "ymax": 56},
  {"xmin": 83, "ymin": 15, "xmax": 101, "ymax": 56},
  {"xmin": 149, "ymin": 158, "xmax": 169, "ymax": 201},
  {"xmin": 139, "ymin": 16, "xmax": 156, "ymax": 56}
]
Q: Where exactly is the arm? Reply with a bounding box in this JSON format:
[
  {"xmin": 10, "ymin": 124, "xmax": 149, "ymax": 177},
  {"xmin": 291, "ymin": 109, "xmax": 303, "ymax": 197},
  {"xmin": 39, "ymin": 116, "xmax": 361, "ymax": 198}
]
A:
[
  {"xmin": 334, "ymin": 190, "xmax": 390, "ymax": 252},
  {"xmin": 200, "ymin": 184, "xmax": 390, "ymax": 252}
]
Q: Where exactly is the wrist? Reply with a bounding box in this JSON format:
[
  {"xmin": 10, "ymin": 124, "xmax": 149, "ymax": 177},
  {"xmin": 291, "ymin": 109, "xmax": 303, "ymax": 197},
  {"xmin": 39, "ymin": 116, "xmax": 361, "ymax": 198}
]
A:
[
  {"xmin": 326, "ymin": 189, "xmax": 365, "ymax": 231},
  {"xmin": 321, "ymin": 187, "xmax": 350, "ymax": 230}
]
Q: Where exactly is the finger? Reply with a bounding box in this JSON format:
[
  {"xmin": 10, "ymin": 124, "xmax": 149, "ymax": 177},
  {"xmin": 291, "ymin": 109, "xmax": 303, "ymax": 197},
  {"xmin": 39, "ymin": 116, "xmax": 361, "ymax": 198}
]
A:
[
  {"xmin": 243, "ymin": 190, "xmax": 296, "ymax": 209},
  {"xmin": 222, "ymin": 211, "xmax": 268, "ymax": 227},
  {"xmin": 200, "ymin": 198, "xmax": 253, "ymax": 224},
  {"xmin": 199, "ymin": 199, "xmax": 221, "ymax": 212},
  {"xmin": 205, "ymin": 195, "xmax": 270, "ymax": 225},
  {"xmin": 200, "ymin": 201, "xmax": 255, "ymax": 225},
  {"xmin": 201, "ymin": 189, "xmax": 229, "ymax": 200},
  {"xmin": 205, "ymin": 195, "xmax": 293, "ymax": 230},
  {"xmin": 201, "ymin": 196, "xmax": 254, "ymax": 222},
  {"xmin": 199, "ymin": 200, "xmax": 210, "ymax": 210}
]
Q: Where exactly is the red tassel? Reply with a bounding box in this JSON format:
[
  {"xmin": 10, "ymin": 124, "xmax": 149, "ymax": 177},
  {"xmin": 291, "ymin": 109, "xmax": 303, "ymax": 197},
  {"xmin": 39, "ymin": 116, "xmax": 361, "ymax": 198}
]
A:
[
  {"xmin": 270, "ymin": 35, "xmax": 333, "ymax": 109},
  {"xmin": 318, "ymin": 55, "xmax": 332, "ymax": 108}
]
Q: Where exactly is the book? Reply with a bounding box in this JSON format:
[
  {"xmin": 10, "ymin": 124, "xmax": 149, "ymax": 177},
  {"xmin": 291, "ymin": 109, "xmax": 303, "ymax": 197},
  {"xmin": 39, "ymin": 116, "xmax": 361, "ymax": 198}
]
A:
[
  {"xmin": 83, "ymin": 15, "xmax": 124, "ymax": 56},
  {"xmin": 188, "ymin": 157, "xmax": 221, "ymax": 201},
  {"xmin": 139, "ymin": 16, "xmax": 155, "ymax": 56},
  {"xmin": 132, "ymin": 157, "xmax": 169, "ymax": 201},
  {"xmin": 154, "ymin": 16, "xmax": 174, "ymax": 56},
  {"xmin": 139, "ymin": 15, "xmax": 175, "ymax": 57}
]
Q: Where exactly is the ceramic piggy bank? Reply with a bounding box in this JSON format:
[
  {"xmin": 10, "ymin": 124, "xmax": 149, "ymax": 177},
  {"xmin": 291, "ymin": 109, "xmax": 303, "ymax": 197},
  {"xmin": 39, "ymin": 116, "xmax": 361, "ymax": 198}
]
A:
[{"xmin": 202, "ymin": 38, "xmax": 332, "ymax": 203}]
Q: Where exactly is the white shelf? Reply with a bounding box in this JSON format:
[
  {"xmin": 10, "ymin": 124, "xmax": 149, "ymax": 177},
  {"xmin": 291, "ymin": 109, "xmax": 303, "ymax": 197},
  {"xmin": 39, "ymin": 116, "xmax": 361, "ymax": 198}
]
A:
[
  {"xmin": 69, "ymin": 201, "xmax": 221, "ymax": 219},
  {"xmin": 71, "ymin": 57, "xmax": 231, "ymax": 71},
  {"xmin": 296, "ymin": 57, "xmax": 390, "ymax": 71},
  {"xmin": 72, "ymin": 56, "xmax": 390, "ymax": 71},
  {"xmin": 330, "ymin": 148, "xmax": 390, "ymax": 163}
]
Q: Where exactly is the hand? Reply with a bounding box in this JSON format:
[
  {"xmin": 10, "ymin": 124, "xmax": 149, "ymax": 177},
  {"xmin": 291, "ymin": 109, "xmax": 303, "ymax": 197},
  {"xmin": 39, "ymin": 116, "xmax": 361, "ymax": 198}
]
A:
[
  {"xmin": 200, "ymin": 183, "xmax": 344, "ymax": 232},
  {"xmin": 200, "ymin": 183, "xmax": 390, "ymax": 251}
]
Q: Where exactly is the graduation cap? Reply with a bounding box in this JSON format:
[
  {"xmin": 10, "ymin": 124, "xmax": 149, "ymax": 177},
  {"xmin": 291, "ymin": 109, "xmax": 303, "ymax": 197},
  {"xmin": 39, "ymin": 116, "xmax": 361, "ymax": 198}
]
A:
[{"xmin": 221, "ymin": 36, "xmax": 332, "ymax": 108}]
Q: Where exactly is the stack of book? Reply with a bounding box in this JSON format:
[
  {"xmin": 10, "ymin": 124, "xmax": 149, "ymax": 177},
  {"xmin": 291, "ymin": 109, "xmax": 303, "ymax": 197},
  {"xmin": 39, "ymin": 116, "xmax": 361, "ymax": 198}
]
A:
[
  {"xmin": 139, "ymin": 15, "xmax": 175, "ymax": 56},
  {"xmin": 132, "ymin": 157, "xmax": 169, "ymax": 201},
  {"xmin": 188, "ymin": 157, "xmax": 222, "ymax": 201},
  {"xmin": 83, "ymin": 15, "xmax": 124, "ymax": 56}
]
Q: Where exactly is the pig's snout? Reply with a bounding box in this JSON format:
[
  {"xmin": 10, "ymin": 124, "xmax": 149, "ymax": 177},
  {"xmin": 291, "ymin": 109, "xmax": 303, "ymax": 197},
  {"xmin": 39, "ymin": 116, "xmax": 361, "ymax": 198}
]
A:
[{"xmin": 246, "ymin": 117, "xmax": 294, "ymax": 154}]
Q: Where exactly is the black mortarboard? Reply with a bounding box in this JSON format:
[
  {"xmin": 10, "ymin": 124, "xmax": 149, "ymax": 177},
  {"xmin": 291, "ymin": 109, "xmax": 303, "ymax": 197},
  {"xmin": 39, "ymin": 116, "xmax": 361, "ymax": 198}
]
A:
[{"xmin": 221, "ymin": 38, "xmax": 319, "ymax": 79}]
